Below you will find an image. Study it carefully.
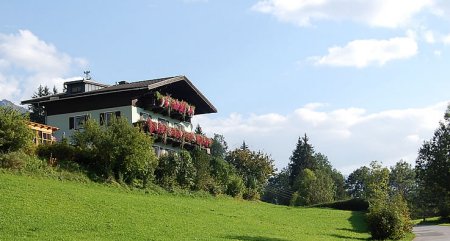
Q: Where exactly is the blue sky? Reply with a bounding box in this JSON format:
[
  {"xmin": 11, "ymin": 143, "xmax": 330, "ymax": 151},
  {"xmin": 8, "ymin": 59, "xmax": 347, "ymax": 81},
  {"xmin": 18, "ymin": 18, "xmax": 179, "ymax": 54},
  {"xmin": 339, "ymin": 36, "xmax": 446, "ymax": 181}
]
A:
[{"xmin": 1, "ymin": 0, "xmax": 449, "ymax": 173}]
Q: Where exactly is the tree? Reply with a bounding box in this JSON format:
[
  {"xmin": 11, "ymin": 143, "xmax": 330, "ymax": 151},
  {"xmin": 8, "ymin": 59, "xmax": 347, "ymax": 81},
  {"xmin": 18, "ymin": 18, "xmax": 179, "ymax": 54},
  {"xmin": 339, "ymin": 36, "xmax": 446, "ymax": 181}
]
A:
[
  {"xmin": 240, "ymin": 141, "xmax": 248, "ymax": 150},
  {"xmin": 0, "ymin": 106, "xmax": 33, "ymax": 153},
  {"xmin": 389, "ymin": 160, "xmax": 415, "ymax": 199},
  {"xmin": 416, "ymin": 104, "xmax": 450, "ymax": 218},
  {"xmin": 346, "ymin": 166, "xmax": 370, "ymax": 199},
  {"xmin": 226, "ymin": 147, "xmax": 275, "ymax": 200},
  {"xmin": 291, "ymin": 168, "xmax": 335, "ymax": 206},
  {"xmin": 210, "ymin": 133, "xmax": 228, "ymax": 159},
  {"xmin": 194, "ymin": 124, "xmax": 203, "ymax": 135},
  {"xmin": 262, "ymin": 168, "xmax": 292, "ymax": 205},
  {"xmin": 72, "ymin": 117, "xmax": 158, "ymax": 186},
  {"xmin": 288, "ymin": 134, "xmax": 316, "ymax": 186},
  {"xmin": 29, "ymin": 85, "xmax": 55, "ymax": 124},
  {"xmin": 191, "ymin": 149, "xmax": 211, "ymax": 191}
]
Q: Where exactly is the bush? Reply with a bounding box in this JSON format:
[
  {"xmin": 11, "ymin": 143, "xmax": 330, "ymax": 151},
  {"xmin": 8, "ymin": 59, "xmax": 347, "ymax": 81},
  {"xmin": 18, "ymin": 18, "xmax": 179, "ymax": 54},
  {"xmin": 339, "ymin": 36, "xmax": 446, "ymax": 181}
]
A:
[
  {"xmin": 0, "ymin": 106, "xmax": 33, "ymax": 153},
  {"xmin": 226, "ymin": 175, "xmax": 244, "ymax": 198},
  {"xmin": 0, "ymin": 151, "xmax": 29, "ymax": 170},
  {"xmin": 311, "ymin": 198, "xmax": 369, "ymax": 211},
  {"xmin": 367, "ymin": 194, "xmax": 412, "ymax": 240},
  {"xmin": 36, "ymin": 139, "xmax": 76, "ymax": 163},
  {"xmin": 72, "ymin": 118, "xmax": 158, "ymax": 186}
]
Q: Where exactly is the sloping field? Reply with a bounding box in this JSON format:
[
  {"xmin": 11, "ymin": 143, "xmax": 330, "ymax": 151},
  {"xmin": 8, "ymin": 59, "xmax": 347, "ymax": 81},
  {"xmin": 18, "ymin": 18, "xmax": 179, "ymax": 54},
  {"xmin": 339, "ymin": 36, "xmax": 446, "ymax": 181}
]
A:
[{"xmin": 0, "ymin": 173, "xmax": 370, "ymax": 240}]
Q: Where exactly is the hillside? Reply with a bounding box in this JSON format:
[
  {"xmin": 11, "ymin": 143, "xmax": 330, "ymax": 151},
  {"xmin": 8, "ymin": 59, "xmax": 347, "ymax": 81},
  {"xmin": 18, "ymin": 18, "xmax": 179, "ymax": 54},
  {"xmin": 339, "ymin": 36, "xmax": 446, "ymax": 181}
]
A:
[{"xmin": 0, "ymin": 173, "xmax": 371, "ymax": 241}]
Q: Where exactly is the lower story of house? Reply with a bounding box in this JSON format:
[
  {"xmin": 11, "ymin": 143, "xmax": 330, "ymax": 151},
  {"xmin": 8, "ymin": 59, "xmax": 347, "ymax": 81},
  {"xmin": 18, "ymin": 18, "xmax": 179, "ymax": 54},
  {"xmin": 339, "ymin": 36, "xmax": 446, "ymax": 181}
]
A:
[{"xmin": 46, "ymin": 105, "xmax": 209, "ymax": 155}]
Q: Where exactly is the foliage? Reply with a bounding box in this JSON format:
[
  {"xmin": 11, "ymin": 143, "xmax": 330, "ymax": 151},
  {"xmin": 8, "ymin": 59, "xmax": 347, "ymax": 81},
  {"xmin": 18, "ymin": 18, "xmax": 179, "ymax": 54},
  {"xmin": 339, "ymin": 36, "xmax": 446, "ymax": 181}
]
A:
[
  {"xmin": 226, "ymin": 148, "xmax": 275, "ymax": 200},
  {"xmin": 311, "ymin": 198, "xmax": 369, "ymax": 211},
  {"xmin": 72, "ymin": 118, "xmax": 158, "ymax": 186},
  {"xmin": 390, "ymin": 160, "xmax": 416, "ymax": 213},
  {"xmin": 191, "ymin": 149, "xmax": 211, "ymax": 191},
  {"xmin": 367, "ymin": 193, "xmax": 412, "ymax": 240},
  {"xmin": 288, "ymin": 134, "xmax": 316, "ymax": 186},
  {"xmin": 210, "ymin": 133, "xmax": 228, "ymax": 159},
  {"xmin": 0, "ymin": 106, "xmax": 33, "ymax": 153},
  {"xmin": 0, "ymin": 173, "xmax": 373, "ymax": 240},
  {"xmin": 0, "ymin": 151, "xmax": 30, "ymax": 170},
  {"xmin": 262, "ymin": 168, "xmax": 292, "ymax": 205},
  {"xmin": 36, "ymin": 139, "xmax": 76, "ymax": 162},
  {"xmin": 290, "ymin": 168, "xmax": 335, "ymax": 206},
  {"xmin": 416, "ymin": 106, "xmax": 450, "ymax": 218},
  {"xmin": 155, "ymin": 151, "xmax": 196, "ymax": 190},
  {"xmin": 225, "ymin": 174, "xmax": 245, "ymax": 198},
  {"xmin": 28, "ymin": 85, "xmax": 56, "ymax": 124},
  {"xmin": 346, "ymin": 166, "xmax": 370, "ymax": 199}
]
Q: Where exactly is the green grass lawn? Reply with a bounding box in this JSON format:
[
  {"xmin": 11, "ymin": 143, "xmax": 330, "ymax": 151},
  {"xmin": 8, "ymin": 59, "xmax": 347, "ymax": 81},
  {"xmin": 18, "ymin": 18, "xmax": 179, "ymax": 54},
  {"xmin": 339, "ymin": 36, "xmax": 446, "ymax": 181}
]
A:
[{"xmin": 0, "ymin": 172, "xmax": 372, "ymax": 240}]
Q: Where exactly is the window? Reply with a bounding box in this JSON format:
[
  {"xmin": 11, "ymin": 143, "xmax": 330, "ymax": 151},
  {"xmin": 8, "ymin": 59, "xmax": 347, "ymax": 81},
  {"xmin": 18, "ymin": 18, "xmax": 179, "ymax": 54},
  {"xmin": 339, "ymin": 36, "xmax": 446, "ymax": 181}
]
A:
[
  {"xmin": 140, "ymin": 112, "xmax": 150, "ymax": 121},
  {"xmin": 71, "ymin": 86, "xmax": 82, "ymax": 93},
  {"xmin": 100, "ymin": 111, "xmax": 121, "ymax": 125},
  {"xmin": 69, "ymin": 115, "xmax": 89, "ymax": 130}
]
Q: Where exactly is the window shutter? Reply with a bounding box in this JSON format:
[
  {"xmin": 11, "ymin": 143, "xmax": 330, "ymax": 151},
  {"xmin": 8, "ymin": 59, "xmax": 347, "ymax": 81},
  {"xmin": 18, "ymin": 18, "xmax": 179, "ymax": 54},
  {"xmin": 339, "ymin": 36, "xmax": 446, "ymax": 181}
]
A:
[
  {"xmin": 100, "ymin": 113, "xmax": 105, "ymax": 125},
  {"xmin": 69, "ymin": 117, "xmax": 74, "ymax": 130},
  {"xmin": 115, "ymin": 111, "xmax": 121, "ymax": 118}
]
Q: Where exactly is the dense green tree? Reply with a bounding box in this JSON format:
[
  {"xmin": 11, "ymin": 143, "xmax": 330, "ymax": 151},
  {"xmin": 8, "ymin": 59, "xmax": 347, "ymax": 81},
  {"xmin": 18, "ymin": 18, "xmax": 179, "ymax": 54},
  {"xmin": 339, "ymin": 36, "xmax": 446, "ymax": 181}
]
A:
[
  {"xmin": 72, "ymin": 118, "xmax": 158, "ymax": 186},
  {"xmin": 416, "ymin": 105, "xmax": 450, "ymax": 217},
  {"xmin": 191, "ymin": 149, "xmax": 211, "ymax": 191},
  {"xmin": 389, "ymin": 160, "xmax": 415, "ymax": 199},
  {"xmin": 0, "ymin": 106, "xmax": 33, "ymax": 153},
  {"xmin": 226, "ymin": 147, "xmax": 275, "ymax": 200},
  {"xmin": 28, "ymin": 85, "xmax": 56, "ymax": 124},
  {"xmin": 346, "ymin": 166, "xmax": 370, "ymax": 199},
  {"xmin": 210, "ymin": 133, "xmax": 228, "ymax": 159},
  {"xmin": 262, "ymin": 168, "xmax": 292, "ymax": 205},
  {"xmin": 290, "ymin": 168, "xmax": 335, "ymax": 206},
  {"xmin": 288, "ymin": 134, "xmax": 316, "ymax": 186}
]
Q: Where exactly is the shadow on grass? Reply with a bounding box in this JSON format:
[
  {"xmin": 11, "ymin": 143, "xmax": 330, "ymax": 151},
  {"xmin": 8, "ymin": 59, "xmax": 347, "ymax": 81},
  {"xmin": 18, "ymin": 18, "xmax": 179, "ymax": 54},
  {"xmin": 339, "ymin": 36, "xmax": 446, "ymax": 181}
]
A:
[
  {"xmin": 416, "ymin": 217, "xmax": 450, "ymax": 226},
  {"xmin": 327, "ymin": 211, "xmax": 370, "ymax": 240},
  {"xmin": 224, "ymin": 235, "xmax": 290, "ymax": 241}
]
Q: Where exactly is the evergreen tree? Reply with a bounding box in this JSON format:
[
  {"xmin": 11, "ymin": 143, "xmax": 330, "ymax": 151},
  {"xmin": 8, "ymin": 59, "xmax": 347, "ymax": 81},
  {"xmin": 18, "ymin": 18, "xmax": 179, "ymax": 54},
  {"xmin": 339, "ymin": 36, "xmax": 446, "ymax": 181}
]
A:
[
  {"xmin": 28, "ymin": 85, "xmax": 53, "ymax": 124},
  {"xmin": 194, "ymin": 124, "xmax": 204, "ymax": 134},
  {"xmin": 288, "ymin": 134, "xmax": 316, "ymax": 186},
  {"xmin": 240, "ymin": 140, "xmax": 248, "ymax": 150}
]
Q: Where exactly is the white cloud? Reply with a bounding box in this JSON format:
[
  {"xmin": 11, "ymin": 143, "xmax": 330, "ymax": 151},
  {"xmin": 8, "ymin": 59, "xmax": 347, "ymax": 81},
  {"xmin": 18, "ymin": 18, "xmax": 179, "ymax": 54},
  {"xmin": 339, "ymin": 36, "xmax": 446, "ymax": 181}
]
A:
[
  {"xmin": 193, "ymin": 101, "xmax": 449, "ymax": 174},
  {"xmin": 252, "ymin": 0, "xmax": 433, "ymax": 28},
  {"xmin": 309, "ymin": 36, "xmax": 418, "ymax": 68},
  {"xmin": 0, "ymin": 30, "xmax": 86, "ymax": 104}
]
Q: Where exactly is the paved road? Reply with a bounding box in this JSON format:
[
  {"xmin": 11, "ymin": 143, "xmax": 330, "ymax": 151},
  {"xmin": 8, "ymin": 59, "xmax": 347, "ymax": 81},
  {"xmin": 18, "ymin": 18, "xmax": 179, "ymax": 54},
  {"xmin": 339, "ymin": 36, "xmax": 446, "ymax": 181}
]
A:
[{"xmin": 413, "ymin": 225, "xmax": 450, "ymax": 241}]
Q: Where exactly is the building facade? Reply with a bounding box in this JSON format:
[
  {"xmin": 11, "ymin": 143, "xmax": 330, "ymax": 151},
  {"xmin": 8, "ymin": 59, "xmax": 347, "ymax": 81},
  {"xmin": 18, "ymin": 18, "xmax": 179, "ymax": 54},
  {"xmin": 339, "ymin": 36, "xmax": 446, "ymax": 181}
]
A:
[{"xmin": 22, "ymin": 76, "xmax": 217, "ymax": 155}]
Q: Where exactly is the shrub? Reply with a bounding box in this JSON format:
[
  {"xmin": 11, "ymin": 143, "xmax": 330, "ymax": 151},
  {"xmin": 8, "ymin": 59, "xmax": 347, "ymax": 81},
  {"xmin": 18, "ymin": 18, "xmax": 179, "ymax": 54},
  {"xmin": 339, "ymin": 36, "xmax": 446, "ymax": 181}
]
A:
[
  {"xmin": 226, "ymin": 175, "xmax": 244, "ymax": 198},
  {"xmin": 191, "ymin": 149, "xmax": 211, "ymax": 191},
  {"xmin": 0, "ymin": 106, "xmax": 33, "ymax": 153},
  {"xmin": 0, "ymin": 151, "xmax": 29, "ymax": 170},
  {"xmin": 311, "ymin": 198, "xmax": 369, "ymax": 211},
  {"xmin": 36, "ymin": 139, "xmax": 76, "ymax": 162},
  {"xmin": 155, "ymin": 151, "xmax": 196, "ymax": 190},
  {"xmin": 72, "ymin": 118, "xmax": 158, "ymax": 186},
  {"xmin": 367, "ymin": 194, "xmax": 412, "ymax": 240}
]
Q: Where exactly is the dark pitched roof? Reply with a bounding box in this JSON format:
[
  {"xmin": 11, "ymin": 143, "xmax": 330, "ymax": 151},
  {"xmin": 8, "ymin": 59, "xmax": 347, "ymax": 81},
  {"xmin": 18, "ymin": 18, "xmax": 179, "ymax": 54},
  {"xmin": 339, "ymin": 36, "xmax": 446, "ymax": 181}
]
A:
[{"xmin": 21, "ymin": 75, "xmax": 217, "ymax": 114}]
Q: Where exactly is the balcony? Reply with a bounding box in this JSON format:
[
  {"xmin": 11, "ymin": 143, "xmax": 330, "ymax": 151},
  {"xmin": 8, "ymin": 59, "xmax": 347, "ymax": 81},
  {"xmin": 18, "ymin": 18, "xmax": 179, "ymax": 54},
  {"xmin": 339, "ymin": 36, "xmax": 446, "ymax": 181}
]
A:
[
  {"xmin": 137, "ymin": 92, "xmax": 195, "ymax": 122},
  {"xmin": 134, "ymin": 120, "xmax": 212, "ymax": 150}
]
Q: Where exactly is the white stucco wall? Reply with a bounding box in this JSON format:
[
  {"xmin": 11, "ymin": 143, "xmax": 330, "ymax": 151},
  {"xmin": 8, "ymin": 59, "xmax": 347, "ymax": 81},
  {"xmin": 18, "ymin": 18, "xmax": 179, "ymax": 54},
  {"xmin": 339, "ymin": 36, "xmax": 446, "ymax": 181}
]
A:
[
  {"xmin": 47, "ymin": 105, "xmax": 133, "ymax": 141},
  {"xmin": 48, "ymin": 105, "xmax": 194, "ymax": 155}
]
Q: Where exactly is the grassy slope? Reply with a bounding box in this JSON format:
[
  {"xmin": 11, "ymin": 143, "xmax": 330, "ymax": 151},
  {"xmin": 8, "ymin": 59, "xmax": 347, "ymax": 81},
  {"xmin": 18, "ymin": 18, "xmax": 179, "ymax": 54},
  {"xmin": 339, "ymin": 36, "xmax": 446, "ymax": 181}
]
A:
[{"xmin": 0, "ymin": 173, "xmax": 371, "ymax": 241}]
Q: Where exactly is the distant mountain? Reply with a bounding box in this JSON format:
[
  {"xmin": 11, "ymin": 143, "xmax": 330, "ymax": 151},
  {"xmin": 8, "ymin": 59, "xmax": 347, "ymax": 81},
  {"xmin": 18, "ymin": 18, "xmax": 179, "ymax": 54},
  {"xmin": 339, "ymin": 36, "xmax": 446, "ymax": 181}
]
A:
[{"xmin": 0, "ymin": 99, "xmax": 28, "ymax": 113}]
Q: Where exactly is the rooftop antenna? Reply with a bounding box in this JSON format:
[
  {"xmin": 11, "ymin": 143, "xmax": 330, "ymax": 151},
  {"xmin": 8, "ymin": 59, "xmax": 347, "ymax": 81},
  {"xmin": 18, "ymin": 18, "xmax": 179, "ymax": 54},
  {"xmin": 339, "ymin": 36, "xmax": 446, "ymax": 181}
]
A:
[{"xmin": 83, "ymin": 70, "xmax": 91, "ymax": 80}]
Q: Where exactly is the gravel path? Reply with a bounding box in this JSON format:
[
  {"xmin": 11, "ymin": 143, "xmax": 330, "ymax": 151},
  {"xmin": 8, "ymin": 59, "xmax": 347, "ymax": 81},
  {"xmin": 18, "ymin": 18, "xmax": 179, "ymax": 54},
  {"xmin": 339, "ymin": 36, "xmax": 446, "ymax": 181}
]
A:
[{"xmin": 413, "ymin": 225, "xmax": 450, "ymax": 241}]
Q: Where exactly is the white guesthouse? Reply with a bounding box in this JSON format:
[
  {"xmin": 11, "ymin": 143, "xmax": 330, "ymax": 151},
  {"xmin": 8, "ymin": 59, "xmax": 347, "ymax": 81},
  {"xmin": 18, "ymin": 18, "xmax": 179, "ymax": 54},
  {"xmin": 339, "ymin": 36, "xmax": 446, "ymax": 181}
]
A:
[{"xmin": 21, "ymin": 75, "xmax": 217, "ymax": 155}]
